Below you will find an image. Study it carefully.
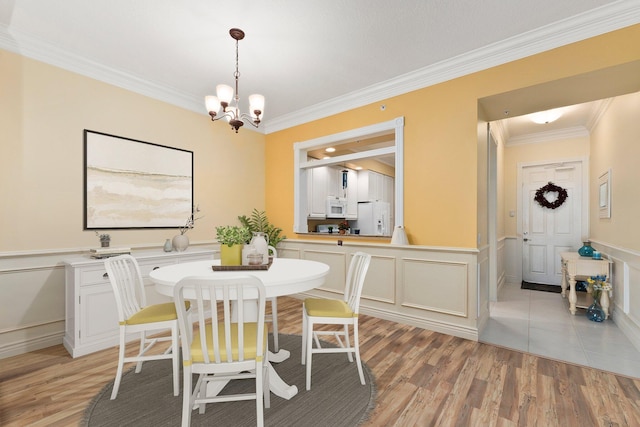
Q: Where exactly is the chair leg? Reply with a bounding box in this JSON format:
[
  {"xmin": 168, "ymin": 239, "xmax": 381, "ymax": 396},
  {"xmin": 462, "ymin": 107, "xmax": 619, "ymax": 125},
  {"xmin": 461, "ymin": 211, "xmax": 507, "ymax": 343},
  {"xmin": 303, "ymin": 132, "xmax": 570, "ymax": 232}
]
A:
[
  {"xmin": 353, "ymin": 321, "xmax": 365, "ymax": 385},
  {"xmin": 181, "ymin": 365, "xmax": 193, "ymax": 427},
  {"xmin": 256, "ymin": 360, "xmax": 264, "ymax": 427},
  {"xmin": 344, "ymin": 324, "xmax": 354, "ymax": 362},
  {"xmin": 305, "ymin": 317, "xmax": 314, "ymax": 390},
  {"xmin": 110, "ymin": 329, "xmax": 127, "ymax": 400},
  {"xmin": 271, "ymin": 298, "xmax": 279, "ymax": 352},
  {"xmin": 263, "ymin": 361, "xmax": 271, "ymax": 409},
  {"xmin": 135, "ymin": 330, "xmax": 145, "ymax": 373},
  {"xmin": 171, "ymin": 322, "xmax": 180, "ymax": 396}
]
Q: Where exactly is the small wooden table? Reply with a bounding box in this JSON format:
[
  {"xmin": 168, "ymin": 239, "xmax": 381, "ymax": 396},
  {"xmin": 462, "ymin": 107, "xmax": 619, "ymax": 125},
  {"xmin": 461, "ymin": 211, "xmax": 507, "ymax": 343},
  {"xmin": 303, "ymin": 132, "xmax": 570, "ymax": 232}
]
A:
[{"xmin": 560, "ymin": 252, "xmax": 612, "ymax": 317}]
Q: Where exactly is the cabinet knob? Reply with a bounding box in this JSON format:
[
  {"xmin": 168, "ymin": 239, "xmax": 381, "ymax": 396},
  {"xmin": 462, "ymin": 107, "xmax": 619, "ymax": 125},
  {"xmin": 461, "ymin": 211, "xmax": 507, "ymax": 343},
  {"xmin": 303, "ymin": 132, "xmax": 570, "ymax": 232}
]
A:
[{"xmin": 103, "ymin": 272, "xmax": 109, "ymax": 279}]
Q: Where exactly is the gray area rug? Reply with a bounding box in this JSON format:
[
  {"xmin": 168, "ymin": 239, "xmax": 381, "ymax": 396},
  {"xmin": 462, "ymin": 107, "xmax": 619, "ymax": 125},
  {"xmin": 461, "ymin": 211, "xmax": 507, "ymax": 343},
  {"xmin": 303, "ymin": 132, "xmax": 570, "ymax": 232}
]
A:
[{"xmin": 82, "ymin": 334, "xmax": 376, "ymax": 427}]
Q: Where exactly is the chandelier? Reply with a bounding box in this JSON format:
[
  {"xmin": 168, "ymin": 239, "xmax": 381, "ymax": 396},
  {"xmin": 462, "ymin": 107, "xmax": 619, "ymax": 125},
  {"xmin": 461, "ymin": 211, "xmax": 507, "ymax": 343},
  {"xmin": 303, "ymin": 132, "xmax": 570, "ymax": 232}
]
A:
[{"xmin": 205, "ymin": 28, "xmax": 264, "ymax": 133}]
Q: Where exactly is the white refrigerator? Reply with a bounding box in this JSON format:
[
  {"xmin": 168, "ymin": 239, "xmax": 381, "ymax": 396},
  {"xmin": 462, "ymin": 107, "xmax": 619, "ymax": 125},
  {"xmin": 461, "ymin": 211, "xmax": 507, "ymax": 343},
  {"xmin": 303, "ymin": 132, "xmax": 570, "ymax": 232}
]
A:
[{"xmin": 354, "ymin": 201, "xmax": 391, "ymax": 236}]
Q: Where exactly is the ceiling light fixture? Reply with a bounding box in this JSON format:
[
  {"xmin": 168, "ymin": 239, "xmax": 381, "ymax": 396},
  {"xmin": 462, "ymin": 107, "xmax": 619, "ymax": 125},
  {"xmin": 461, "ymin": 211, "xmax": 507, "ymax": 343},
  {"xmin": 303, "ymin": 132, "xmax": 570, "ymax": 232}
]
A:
[
  {"xmin": 529, "ymin": 108, "xmax": 563, "ymax": 124},
  {"xmin": 204, "ymin": 28, "xmax": 264, "ymax": 133},
  {"xmin": 325, "ymin": 147, "xmax": 336, "ymax": 153}
]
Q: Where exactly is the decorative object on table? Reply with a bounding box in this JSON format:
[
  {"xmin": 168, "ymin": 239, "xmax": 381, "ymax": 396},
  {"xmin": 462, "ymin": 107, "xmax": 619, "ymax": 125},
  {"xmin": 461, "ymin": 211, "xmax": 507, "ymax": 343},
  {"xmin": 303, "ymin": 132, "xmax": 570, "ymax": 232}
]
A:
[
  {"xmin": 390, "ymin": 225, "xmax": 409, "ymax": 245},
  {"xmin": 216, "ymin": 225, "xmax": 251, "ymax": 266},
  {"xmin": 586, "ymin": 275, "xmax": 611, "ymax": 322},
  {"xmin": 96, "ymin": 232, "xmax": 111, "ymax": 248},
  {"xmin": 238, "ymin": 209, "xmax": 286, "ymax": 248},
  {"xmin": 172, "ymin": 205, "xmax": 202, "ymax": 252},
  {"xmin": 328, "ymin": 226, "xmax": 334, "ymax": 234},
  {"xmin": 249, "ymin": 232, "xmax": 269, "ymax": 264},
  {"xmin": 84, "ymin": 130, "xmax": 193, "ymax": 229},
  {"xmin": 534, "ymin": 181, "xmax": 568, "ymax": 210},
  {"xmin": 338, "ymin": 220, "xmax": 349, "ymax": 235},
  {"xmin": 163, "ymin": 239, "xmax": 172, "ymax": 252},
  {"xmin": 578, "ymin": 241, "xmax": 594, "ymax": 257},
  {"xmin": 89, "ymin": 247, "xmax": 131, "ymax": 259},
  {"xmin": 204, "ymin": 28, "xmax": 265, "ymax": 133},
  {"xmin": 592, "ymin": 251, "xmax": 602, "ymax": 260}
]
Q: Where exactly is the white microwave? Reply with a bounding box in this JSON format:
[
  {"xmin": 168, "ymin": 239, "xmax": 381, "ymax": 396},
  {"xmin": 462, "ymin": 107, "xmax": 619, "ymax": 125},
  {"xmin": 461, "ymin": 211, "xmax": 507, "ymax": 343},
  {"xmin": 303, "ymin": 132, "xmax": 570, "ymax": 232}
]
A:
[{"xmin": 326, "ymin": 197, "xmax": 347, "ymax": 218}]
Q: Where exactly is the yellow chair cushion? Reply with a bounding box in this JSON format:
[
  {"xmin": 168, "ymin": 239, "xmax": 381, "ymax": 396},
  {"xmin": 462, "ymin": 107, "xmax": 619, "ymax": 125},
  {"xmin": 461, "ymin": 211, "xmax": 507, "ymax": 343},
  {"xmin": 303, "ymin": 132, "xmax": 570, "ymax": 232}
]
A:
[
  {"xmin": 190, "ymin": 322, "xmax": 268, "ymax": 363},
  {"xmin": 304, "ymin": 298, "xmax": 355, "ymax": 318},
  {"xmin": 125, "ymin": 301, "xmax": 190, "ymax": 325}
]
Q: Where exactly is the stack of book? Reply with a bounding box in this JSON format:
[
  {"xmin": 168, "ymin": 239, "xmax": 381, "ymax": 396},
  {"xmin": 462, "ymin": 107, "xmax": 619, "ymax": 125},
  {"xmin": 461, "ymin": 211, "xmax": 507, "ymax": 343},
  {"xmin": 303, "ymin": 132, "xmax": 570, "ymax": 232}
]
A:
[{"xmin": 90, "ymin": 247, "xmax": 131, "ymax": 259}]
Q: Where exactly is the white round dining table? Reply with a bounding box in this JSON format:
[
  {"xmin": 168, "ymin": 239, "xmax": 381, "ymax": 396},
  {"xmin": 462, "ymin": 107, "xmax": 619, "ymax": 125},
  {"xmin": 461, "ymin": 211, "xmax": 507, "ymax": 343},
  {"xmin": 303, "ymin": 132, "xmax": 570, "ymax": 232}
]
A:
[
  {"xmin": 149, "ymin": 257, "xmax": 329, "ymax": 400},
  {"xmin": 151, "ymin": 258, "xmax": 329, "ymax": 300}
]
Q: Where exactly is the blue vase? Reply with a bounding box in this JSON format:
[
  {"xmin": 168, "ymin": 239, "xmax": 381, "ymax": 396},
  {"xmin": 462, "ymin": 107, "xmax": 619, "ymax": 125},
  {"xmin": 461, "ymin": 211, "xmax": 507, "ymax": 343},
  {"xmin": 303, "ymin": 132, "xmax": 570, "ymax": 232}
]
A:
[
  {"xmin": 586, "ymin": 300, "xmax": 605, "ymax": 322},
  {"xmin": 578, "ymin": 241, "xmax": 594, "ymax": 257}
]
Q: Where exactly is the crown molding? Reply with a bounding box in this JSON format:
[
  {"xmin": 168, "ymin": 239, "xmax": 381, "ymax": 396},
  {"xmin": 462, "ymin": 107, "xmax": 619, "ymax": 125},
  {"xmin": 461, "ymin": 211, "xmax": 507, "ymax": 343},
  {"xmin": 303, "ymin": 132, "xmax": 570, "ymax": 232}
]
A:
[
  {"xmin": 265, "ymin": 1, "xmax": 640, "ymax": 133},
  {"xmin": 506, "ymin": 126, "xmax": 590, "ymax": 146},
  {"xmin": 586, "ymin": 98, "xmax": 614, "ymax": 131},
  {"xmin": 1, "ymin": 1, "xmax": 639, "ymax": 135}
]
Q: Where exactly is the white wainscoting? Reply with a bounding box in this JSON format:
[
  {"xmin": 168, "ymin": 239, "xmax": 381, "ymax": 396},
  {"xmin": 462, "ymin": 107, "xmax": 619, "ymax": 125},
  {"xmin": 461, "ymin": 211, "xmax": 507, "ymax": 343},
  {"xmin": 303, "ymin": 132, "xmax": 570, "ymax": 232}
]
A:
[
  {"xmin": 591, "ymin": 240, "xmax": 640, "ymax": 352},
  {"xmin": 280, "ymin": 240, "xmax": 480, "ymax": 341},
  {"xmin": 0, "ymin": 244, "xmax": 216, "ymax": 359}
]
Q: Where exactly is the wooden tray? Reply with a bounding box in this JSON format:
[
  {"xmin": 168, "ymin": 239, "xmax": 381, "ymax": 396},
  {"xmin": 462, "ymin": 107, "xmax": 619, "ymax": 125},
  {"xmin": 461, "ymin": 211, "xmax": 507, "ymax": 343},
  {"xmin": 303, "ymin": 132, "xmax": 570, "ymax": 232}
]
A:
[{"xmin": 212, "ymin": 259, "xmax": 273, "ymax": 271}]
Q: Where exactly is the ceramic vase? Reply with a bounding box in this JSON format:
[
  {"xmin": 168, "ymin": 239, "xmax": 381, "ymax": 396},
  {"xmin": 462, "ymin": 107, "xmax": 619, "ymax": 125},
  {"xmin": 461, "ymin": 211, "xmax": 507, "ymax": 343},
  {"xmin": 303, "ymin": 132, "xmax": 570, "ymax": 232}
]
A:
[
  {"xmin": 578, "ymin": 241, "xmax": 593, "ymax": 257},
  {"xmin": 163, "ymin": 238, "xmax": 173, "ymax": 252},
  {"xmin": 220, "ymin": 244, "xmax": 243, "ymax": 266},
  {"xmin": 172, "ymin": 234, "xmax": 189, "ymax": 252}
]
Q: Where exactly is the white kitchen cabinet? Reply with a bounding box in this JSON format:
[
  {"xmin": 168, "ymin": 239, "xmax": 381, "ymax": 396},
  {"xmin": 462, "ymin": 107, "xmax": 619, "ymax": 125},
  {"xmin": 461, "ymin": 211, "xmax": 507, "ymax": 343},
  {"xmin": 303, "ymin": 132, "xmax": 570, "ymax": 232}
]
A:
[
  {"xmin": 345, "ymin": 169, "xmax": 359, "ymax": 219},
  {"xmin": 307, "ymin": 166, "xmax": 329, "ymax": 218},
  {"xmin": 63, "ymin": 248, "xmax": 215, "ymax": 358},
  {"xmin": 358, "ymin": 170, "xmax": 384, "ymax": 202}
]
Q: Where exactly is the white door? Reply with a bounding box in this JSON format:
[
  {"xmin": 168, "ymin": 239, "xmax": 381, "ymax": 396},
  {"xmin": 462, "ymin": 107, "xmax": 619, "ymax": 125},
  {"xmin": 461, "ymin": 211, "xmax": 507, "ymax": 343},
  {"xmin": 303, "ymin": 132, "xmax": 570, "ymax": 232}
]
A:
[{"xmin": 522, "ymin": 162, "xmax": 583, "ymax": 285}]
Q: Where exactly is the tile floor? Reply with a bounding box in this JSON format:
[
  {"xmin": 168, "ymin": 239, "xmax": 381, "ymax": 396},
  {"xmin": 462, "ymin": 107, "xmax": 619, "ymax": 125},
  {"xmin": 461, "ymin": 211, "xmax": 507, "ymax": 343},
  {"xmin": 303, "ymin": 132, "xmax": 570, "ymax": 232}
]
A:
[{"xmin": 480, "ymin": 282, "xmax": 640, "ymax": 378}]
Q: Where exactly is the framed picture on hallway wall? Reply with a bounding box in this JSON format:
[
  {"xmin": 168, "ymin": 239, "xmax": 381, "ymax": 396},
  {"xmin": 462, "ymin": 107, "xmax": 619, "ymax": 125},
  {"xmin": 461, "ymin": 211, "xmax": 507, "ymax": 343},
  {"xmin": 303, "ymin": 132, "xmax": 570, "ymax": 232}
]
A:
[
  {"xmin": 83, "ymin": 130, "xmax": 194, "ymax": 230},
  {"xmin": 598, "ymin": 169, "xmax": 611, "ymax": 219}
]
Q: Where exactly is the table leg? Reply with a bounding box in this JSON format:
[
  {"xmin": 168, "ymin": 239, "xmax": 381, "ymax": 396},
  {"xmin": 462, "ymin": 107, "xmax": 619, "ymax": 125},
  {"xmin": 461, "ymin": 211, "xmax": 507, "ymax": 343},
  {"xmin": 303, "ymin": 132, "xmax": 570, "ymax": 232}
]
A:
[
  {"xmin": 601, "ymin": 290, "xmax": 610, "ymax": 319},
  {"xmin": 568, "ymin": 276, "xmax": 577, "ymax": 315},
  {"xmin": 561, "ymin": 261, "xmax": 567, "ymax": 298}
]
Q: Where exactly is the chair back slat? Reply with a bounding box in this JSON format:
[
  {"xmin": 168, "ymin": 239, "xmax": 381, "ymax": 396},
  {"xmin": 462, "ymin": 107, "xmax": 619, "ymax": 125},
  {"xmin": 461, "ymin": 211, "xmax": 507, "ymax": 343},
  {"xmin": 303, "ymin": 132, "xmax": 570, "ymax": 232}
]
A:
[
  {"xmin": 104, "ymin": 255, "xmax": 146, "ymax": 322},
  {"xmin": 174, "ymin": 275, "xmax": 266, "ymax": 366},
  {"xmin": 344, "ymin": 252, "xmax": 371, "ymax": 313}
]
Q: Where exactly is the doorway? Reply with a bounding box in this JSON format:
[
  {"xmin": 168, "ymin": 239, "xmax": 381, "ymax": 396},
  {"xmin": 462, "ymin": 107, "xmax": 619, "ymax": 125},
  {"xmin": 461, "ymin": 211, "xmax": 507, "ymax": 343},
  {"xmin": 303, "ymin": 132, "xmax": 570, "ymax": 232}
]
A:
[{"xmin": 518, "ymin": 159, "xmax": 588, "ymax": 285}]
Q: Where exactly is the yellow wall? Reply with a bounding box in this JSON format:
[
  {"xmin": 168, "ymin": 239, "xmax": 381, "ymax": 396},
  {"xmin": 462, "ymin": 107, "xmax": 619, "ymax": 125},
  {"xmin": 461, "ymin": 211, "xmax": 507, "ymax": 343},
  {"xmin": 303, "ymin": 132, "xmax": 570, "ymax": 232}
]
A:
[
  {"xmin": 0, "ymin": 50, "xmax": 266, "ymax": 252},
  {"xmin": 502, "ymin": 135, "xmax": 590, "ymax": 237},
  {"xmin": 590, "ymin": 91, "xmax": 640, "ymax": 251},
  {"xmin": 265, "ymin": 24, "xmax": 640, "ymax": 247}
]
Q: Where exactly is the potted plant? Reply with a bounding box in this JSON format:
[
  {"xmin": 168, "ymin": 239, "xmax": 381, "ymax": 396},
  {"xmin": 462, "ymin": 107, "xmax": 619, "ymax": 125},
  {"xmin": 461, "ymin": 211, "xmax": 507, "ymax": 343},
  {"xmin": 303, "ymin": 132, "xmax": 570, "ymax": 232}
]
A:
[
  {"xmin": 338, "ymin": 221, "xmax": 349, "ymax": 235},
  {"xmin": 216, "ymin": 225, "xmax": 251, "ymax": 265},
  {"xmin": 238, "ymin": 209, "xmax": 286, "ymax": 256}
]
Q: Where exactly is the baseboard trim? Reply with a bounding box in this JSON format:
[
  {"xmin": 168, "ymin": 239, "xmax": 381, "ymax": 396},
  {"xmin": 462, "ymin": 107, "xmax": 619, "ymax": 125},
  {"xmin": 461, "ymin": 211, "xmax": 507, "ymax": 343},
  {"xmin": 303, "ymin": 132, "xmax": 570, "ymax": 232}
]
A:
[{"xmin": 0, "ymin": 332, "xmax": 64, "ymax": 359}]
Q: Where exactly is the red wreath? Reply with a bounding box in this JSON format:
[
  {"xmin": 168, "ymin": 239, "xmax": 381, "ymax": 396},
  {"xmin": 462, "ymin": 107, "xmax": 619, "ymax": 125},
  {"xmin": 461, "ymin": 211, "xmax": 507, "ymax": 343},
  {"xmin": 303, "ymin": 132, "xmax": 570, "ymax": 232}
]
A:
[{"xmin": 534, "ymin": 182, "xmax": 568, "ymax": 209}]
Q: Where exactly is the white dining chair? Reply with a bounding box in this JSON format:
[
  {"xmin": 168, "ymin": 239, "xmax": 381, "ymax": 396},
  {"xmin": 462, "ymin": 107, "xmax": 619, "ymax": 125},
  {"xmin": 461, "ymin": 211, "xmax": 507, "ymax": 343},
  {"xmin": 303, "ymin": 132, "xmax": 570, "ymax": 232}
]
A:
[
  {"xmin": 104, "ymin": 254, "xmax": 182, "ymax": 400},
  {"xmin": 266, "ymin": 245, "xmax": 280, "ymax": 352},
  {"xmin": 174, "ymin": 275, "xmax": 270, "ymax": 427},
  {"xmin": 301, "ymin": 251, "xmax": 371, "ymax": 390}
]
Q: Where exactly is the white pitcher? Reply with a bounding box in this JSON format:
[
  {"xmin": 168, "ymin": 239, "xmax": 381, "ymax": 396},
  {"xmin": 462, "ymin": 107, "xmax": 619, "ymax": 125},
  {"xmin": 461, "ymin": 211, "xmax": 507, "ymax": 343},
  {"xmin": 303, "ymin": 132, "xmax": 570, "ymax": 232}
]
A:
[{"xmin": 250, "ymin": 232, "xmax": 269, "ymax": 264}]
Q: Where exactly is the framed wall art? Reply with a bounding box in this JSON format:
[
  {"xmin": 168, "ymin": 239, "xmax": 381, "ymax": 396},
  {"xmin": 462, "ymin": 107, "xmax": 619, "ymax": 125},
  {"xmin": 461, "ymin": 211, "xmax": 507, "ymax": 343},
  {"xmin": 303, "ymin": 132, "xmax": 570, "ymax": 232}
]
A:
[
  {"xmin": 598, "ymin": 168, "xmax": 611, "ymax": 219},
  {"xmin": 84, "ymin": 130, "xmax": 194, "ymax": 229}
]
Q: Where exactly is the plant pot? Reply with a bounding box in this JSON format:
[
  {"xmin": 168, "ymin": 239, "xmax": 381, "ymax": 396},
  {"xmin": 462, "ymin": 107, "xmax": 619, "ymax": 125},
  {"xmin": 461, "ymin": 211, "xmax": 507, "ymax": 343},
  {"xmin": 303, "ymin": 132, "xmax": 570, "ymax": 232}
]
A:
[
  {"xmin": 220, "ymin": 244, "xmax": 243, "ymax": 266},
  {"xmin": 172, "ymin": 234, "xmax": 189, "ymax": 252}
]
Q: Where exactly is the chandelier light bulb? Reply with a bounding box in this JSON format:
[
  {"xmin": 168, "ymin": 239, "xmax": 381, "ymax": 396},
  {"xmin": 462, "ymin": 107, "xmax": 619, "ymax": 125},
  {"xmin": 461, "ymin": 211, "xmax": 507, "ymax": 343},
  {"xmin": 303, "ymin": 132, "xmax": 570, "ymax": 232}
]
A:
[{"xmin": 204, "ymin": 28, "xmax": 264, "ymax": 133}]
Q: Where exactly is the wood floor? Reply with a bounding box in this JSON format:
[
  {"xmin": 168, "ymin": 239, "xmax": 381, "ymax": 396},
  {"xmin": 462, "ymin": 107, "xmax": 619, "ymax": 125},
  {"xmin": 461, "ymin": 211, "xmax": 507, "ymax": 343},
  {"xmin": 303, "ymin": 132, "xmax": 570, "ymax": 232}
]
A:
[{"xmin": 2, "ymin": 296, "xmax": 640, "ymax": 426}]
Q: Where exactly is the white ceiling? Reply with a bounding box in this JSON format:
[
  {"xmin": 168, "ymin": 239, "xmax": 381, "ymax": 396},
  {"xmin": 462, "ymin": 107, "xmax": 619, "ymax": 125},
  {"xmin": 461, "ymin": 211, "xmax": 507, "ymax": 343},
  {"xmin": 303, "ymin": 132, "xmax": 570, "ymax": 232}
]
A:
[{"xmin": 1, "ymin": 1, "xmax": 639, "ymax": 135}]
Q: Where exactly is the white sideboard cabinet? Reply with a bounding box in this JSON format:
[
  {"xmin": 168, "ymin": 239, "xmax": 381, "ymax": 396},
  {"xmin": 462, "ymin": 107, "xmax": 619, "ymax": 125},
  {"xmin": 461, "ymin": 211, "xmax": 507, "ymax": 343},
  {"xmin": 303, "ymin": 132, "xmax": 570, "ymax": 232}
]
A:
[{"xmin": 63, "ymin": 248, "xmax": 215, "ymax": 358}]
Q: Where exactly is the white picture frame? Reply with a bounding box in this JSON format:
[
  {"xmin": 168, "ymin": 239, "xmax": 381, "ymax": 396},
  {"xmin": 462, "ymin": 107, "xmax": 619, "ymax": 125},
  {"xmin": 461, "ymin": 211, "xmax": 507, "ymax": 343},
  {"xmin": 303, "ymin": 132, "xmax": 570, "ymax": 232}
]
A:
[{"xmin": 598, "ymin": 169, "xmax": 611, "ymax": 219}]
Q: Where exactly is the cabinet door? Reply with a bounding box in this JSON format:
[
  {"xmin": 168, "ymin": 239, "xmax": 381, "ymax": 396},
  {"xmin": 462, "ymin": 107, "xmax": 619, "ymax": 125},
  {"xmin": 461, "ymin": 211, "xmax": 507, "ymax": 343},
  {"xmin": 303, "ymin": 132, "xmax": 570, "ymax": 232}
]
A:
[
  {"xmin": 308, "ymin": 166, "xmax": 328, "ymax": 218},
  {"xmin": 346, "ymin": 169, "xmax": 359, "ymax": 219},
  {"xmin": 79, "ymin": 283, "xmax": 118, "ymax": 344}
]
